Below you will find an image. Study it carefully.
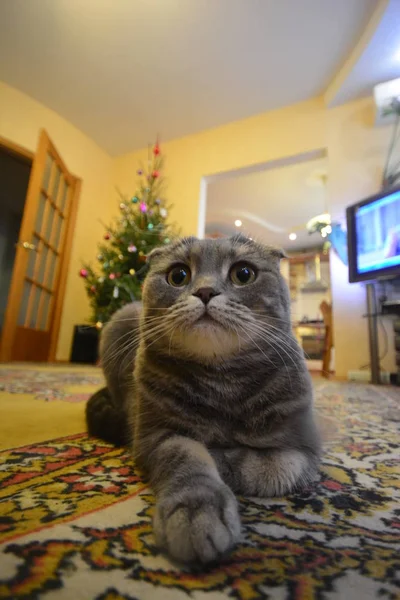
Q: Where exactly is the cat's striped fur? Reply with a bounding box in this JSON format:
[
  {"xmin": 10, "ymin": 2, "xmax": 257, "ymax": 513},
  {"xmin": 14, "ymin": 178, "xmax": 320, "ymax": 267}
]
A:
[{"xmin": 86, "ymin": 235, "xmax": 321, "ymax": 564}]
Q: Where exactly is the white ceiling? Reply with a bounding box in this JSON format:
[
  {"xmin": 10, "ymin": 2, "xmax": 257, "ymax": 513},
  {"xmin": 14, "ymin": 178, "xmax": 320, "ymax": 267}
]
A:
[
  {"xmin": 0, "ymin": 0, "xmax": 378, "ymax": 156},
  {"xmin": 206, "ymin": 157, "xmax": 328, "ymax": 252},
  {"xmin": 327, "ymin": 0, "xmax": 400, "ymax": 106}
]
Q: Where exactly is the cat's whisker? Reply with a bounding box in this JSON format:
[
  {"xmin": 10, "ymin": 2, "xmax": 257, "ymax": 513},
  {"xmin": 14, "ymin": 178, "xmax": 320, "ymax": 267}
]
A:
[{"xmin": 246, "ymin": 324, "xmax": 301, "ymax": 374}]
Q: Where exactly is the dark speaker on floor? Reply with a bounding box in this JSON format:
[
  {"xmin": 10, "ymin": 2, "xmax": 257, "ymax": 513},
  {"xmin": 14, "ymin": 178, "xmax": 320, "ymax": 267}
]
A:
[{"xmin": 70, "ymin": 325, "xmax": 99, "ymax": 364}]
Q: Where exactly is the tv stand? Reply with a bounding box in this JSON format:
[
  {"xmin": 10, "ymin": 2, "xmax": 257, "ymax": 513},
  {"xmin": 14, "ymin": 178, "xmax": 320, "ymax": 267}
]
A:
[{"xmin": 366, "ymin": 283, "xmax": 381, "ymax": 384}]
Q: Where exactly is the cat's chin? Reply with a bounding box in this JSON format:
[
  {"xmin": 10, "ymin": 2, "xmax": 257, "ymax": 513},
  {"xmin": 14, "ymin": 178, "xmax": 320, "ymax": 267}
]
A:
[{"xmin": 171, "ymin": 323, "xmax": 242, "ymax": 361}]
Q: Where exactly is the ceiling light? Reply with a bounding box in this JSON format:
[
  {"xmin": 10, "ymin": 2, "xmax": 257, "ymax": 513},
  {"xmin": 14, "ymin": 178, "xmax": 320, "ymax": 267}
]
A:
[
  {"xmin": 234, "ymin": 219, "xmax": 242, "ymax": 227},
  {"xmin": 289, "ymin": 233, "xmax": 297, "ymax": 241}
]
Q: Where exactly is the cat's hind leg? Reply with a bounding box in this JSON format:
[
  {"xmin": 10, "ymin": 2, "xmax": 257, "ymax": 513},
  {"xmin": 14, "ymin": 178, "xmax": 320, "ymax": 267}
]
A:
[{"xmin": 85, "ymin": 387, "xmax": 131, "ymax": 446}]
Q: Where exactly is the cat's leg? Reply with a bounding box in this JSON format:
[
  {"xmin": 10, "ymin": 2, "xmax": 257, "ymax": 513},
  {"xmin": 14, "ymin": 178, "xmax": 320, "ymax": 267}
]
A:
[
  {"xmin": 134, "ymin": 433, "xmax": 241, "ymax": 564},
  {"xmin": 210, "ymin": 447, "xmax": 320, "ymax": 497},
  {"xmin": 86, "ymin": 303, "xmax": 141, "ymax": 446}
]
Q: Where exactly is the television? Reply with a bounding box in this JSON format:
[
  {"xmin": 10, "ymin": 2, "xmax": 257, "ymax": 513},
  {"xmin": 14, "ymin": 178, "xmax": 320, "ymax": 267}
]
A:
[{"xmin": 347, "ymin": 185, "xmax": 400, "ymax": 283}]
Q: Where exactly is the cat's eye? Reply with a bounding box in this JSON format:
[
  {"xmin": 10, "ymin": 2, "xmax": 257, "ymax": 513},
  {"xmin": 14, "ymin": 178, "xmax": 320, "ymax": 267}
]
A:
[
  {"xmin": 230, "ymin": 263, "xmax": 257, "ymax": 286},
  {"xmin": 167, "ymin": 265, "xmax": 191, "ymax": 287}
]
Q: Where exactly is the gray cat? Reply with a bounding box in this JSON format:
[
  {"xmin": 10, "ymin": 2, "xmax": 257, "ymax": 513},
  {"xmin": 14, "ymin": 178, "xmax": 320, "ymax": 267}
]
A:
[{"xmin": 86, "ymin": 235, "xmax": 321, "ymax": 565}]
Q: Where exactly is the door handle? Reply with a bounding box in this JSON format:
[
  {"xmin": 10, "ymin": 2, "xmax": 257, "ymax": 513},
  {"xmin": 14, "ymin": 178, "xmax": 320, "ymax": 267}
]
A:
[{"xmin": 16, "ymin": 241, "xmax": 39, "ymax": 252}]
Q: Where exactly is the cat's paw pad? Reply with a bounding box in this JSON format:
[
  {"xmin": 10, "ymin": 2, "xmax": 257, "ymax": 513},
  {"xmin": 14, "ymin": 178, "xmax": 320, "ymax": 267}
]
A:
[{"xmin": 154, "ymin": 482, "xmax": 241, "ymax": 564}]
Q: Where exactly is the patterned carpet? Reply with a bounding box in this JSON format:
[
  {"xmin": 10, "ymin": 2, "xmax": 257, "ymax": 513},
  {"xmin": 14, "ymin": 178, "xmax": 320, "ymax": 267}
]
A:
[{"xmin": 0, "ymin": 367, "xmax": 399, "ymax": 600}]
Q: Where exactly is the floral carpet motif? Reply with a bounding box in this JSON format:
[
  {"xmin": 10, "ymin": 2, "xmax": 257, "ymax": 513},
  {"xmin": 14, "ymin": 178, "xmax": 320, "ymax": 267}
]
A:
[{"xmin": 0, "ymin": 372, "xmax": 399, "ymax": 600}]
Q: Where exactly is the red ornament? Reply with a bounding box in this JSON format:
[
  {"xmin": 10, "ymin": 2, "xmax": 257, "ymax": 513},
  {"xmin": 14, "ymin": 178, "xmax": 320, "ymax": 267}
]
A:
[
  {"xmin": 79, "ymin": 268, "xmax": 88, "ymax": 278},
  {"xmin": 153, "ymin": 144, "xmax": 160, "ymax": 156},
  {"xmin": 104, "ymin": 233, "xmax": 111, "ymax": 240},
  {"xmin": 90, "ymin": 285, "xmax": 96, "ymax": 293},
  {"xmin": 152, "ymin": 170, "xmax": 160, "ymax": 179},
  {"xmin": 109, "ymin": 273, "xmax": 116, "ymax": 280}
]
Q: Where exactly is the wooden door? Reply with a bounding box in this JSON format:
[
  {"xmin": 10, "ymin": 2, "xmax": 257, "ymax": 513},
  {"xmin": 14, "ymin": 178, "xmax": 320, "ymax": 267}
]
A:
[{"xmin": 0, "ymin": 130, "xmax": 80, "ymax": 362}]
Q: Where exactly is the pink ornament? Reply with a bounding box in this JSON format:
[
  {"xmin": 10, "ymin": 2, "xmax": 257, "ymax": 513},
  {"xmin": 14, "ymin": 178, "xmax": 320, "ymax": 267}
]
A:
[
  {"xmin": 128, "ymin": 244, "xmax": 137, "ymax": 253},
  {"xmin": 104, "ymin": 233, "xmax": 110, "ymax": 240},
  {"xmin": 79, "ymin": 268, "xmax": 88, "ymax": 278},
  {"xmin": 109, "ymin": 273, "xmax": 116, "ymax": 280},
  {"xmin": 140, "ymin": 202, "xmax": 147, "ymax": 213}
]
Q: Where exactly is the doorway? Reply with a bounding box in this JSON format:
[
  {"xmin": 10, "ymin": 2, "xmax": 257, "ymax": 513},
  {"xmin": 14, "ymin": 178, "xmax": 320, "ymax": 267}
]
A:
[
  {"xmin": 198, "ymin": 149, "xmax": 334, "ymax": 375},
  {"xmin": 0, "ymin": 131, "xmax": 81, "ymax": 362},
  {"xmin": 0, "ymin": 147, "xmax": 32, "ymax": 339}
]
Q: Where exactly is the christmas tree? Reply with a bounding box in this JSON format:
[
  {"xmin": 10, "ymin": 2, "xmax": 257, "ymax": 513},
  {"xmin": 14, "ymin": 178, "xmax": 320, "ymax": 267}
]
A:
[{"xmin": 79, "ymin": 142, "xmax": 176, "ymax": 330}]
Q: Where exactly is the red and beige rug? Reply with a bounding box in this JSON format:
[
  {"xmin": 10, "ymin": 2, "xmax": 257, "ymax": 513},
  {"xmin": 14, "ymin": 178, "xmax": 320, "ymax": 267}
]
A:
[{"xmin": 0, "ymin": 366, "xmax": 399, "ymax": 599}]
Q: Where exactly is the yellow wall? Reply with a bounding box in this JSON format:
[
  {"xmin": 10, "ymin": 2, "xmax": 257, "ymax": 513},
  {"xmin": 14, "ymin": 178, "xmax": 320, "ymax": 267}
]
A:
[
  {"xmin": 113, "ymin": 96, "xmax": 395, "ymax": 377},
  {"xmin": 327, "ymin": 98, "xmax": 395, "ymax": 376},
  {"xmin": 0, "ymin": 81, "xmax": 114, "ymax": 360}
]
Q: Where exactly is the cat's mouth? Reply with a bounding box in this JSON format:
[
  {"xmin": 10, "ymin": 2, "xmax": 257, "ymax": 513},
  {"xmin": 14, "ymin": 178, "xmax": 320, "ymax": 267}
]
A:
[
  {"xmin": 198, "ymin": 313, "xmax": 214, "ymax": 322},
  {"xmin": 194, "ymin": 311, "xmax": 221, "ymax": 327}
]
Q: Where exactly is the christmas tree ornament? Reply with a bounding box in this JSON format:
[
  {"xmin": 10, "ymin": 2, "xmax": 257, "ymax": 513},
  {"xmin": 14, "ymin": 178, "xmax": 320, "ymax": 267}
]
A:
[
  {"xmin": 79, "ymin": 268, "xmax": 88, "ymax": 278},
  {"xmin": 129, "ymin": 268, "xmax": 136, "ymax": 276},
  {"xmin": 164, "ymin": 238, "xmax": 170, "ymax": 244},
  {"xmin": 90, "ymin": 285, "xmax": 96, "ymax": 293},
  {"xmin": 98, "ymin": 277, "xmax": 104, "ymax": 283},
  {"xmin": 113, "ymin": 286, "xmax": 119, "ymax": 298},
  {"xmin": 120, "ymin": 203, "xmax": 126, "ymax": 211},
  {"xmin": 153, "ymin": 143, "xmax": 160, "ymax": 156},
  {"xmin": 152, "ymin": 170, "xmax": 160, "ymax": 179},
  {"xmin": 148, "ymin": 223, "xmax": 154, "ymax": 230},
  {"xmin": 139, "ymin": 253, "xmax": 147, "ymax": 263},
  {"xmin": 131, "ymin": 196, "xmax": 139, "ymax": 203},
  {"xmin": 97, "ymin": 254, "xmax": 104, "ymax": 261},
  {"xmin": 128, "ymin": 244, "xmax": 137, "ymax": 253},
  {"xmin": 141, "ymin": 240, "xmax": 146, "ymax": 246},
  {"xmin": 140, "ymin": 202, "xmax": 147, "ymax": 213},
  {"xmin": 155, "ymin": 198, "xmax": 161, "ymax": 205},
  {"xmin": 160, "ymin": 208, "xmax": 168, "ymax": 218},
  {"xmin": 104, "ymin": 233, "xmax": 110, "ymax": 240},
  {"xmin": 118, "ymin": 254, "xmax": 124, "ymax": 260},
  {"xmin": 137, "ymin": 169, "xmax": 143, "ymax": 175},
  {"xmin": 109, "ymin": 273, "xmax": 116, "ymax": 280},
  {"xmin": 96, "ymin": 321, "xmax": 103, "ymax": 330},
  {"xmin": 116, "ymin": 272, "xmax": 122, "ymax": 278}
]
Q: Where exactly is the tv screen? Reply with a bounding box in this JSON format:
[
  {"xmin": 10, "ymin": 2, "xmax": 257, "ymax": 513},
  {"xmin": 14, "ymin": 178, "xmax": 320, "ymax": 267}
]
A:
[{"xmin": 347, "ymin": 186, "xmax": 400, "ymax": 283}]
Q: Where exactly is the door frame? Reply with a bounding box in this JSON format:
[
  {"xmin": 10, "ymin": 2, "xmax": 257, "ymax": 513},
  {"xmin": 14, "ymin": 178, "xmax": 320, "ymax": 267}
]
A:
[{"xmin": 0, "ymin": 130, "xmax": 81, "ymax": 362}]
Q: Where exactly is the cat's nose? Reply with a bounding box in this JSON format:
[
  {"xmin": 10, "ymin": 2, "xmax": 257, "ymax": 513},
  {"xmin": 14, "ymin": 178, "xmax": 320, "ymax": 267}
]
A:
[{"xmin": 193, "ymin": 287, "xmax": 220, "ymax": 305}]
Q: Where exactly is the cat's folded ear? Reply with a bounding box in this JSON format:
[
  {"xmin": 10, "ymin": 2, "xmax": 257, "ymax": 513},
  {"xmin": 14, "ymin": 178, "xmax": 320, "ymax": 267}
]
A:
[
  {"xmin": 146, "ymin": 237, "xmax": 198, "ymax": 265},
  {"xmin": 146, "ymin": 246, "xmax": 168, "ymax": 264},
  {"xmin": 267, "ymin": 246, "xmax": 287, "ymax": 260}
]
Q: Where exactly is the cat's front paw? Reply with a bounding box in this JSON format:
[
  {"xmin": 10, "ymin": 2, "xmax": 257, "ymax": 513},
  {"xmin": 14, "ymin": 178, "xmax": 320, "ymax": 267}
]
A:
[{"xmin": 154, "ymin": 480, "xmax": 241, "ymax": 564}]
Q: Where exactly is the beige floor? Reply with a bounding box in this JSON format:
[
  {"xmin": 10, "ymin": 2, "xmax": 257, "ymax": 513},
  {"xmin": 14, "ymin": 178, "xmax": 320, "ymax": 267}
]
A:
[{"xmin": 0, "ymin": 363, "xmax": 98, "ymax": 449}]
